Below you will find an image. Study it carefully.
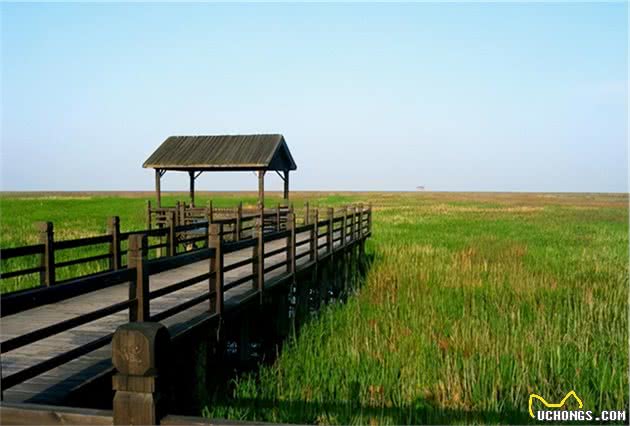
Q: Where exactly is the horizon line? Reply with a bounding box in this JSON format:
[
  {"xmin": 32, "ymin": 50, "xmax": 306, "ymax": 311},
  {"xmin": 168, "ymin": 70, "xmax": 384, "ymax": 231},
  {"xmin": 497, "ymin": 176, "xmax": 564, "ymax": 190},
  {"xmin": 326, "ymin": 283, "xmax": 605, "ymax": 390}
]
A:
[{"xmin": 0, "ymin": 190, "xmax": 628, "ymax": 195}]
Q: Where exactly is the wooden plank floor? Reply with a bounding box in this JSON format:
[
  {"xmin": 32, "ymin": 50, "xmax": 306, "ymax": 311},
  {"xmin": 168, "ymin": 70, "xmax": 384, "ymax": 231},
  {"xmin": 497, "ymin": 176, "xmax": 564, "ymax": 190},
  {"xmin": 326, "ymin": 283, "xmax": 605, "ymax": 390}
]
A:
[{"xmin": 1, "ymin": 230, "xmax": 351, "ymax": 405}]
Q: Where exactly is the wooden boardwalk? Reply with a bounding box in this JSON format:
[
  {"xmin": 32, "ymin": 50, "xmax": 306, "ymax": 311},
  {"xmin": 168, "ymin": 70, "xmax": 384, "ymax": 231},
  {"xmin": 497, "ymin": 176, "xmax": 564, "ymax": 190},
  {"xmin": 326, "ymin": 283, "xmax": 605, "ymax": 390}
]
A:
[{"xmin": 1, "ymin": 229, "xmax": 343, "ymax": 405}]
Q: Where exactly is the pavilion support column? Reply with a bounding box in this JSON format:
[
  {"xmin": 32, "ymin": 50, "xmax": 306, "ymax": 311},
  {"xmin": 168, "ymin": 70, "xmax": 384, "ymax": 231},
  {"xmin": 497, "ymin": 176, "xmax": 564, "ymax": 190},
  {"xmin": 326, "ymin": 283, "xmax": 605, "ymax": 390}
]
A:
[
  {"xmin": 155, "ymin": 169, "xmax": 162, "ymax": 208},
  {"xmin": 258, "ymin": 170, "xmax": 265, "ymax": 210},
  {"xmin": 283, "ymin": 170, "xmax": 290, "ymax": 202},
  {"xmin": 189, "ymin": 171, "xmax": 195, "ymax": 207}
]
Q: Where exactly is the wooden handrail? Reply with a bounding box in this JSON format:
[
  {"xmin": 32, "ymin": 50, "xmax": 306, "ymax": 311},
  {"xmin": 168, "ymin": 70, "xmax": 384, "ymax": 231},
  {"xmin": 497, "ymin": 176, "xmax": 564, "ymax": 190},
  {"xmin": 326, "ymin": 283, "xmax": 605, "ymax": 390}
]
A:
[
  {"xmin": 0, "ymin": 204, "xmax": 370, "ymax": 290},
  {"xmin": 0, "ymin": 268, "xmax": 134, "ymax": 317}
]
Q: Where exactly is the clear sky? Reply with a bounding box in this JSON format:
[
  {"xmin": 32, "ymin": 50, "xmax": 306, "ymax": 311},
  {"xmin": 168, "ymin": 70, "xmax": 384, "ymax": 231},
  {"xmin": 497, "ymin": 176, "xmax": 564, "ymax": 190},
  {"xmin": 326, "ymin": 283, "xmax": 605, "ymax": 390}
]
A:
[{"xmin": 1, "ymin": 2, "xmax": 627, "ymax": 192}]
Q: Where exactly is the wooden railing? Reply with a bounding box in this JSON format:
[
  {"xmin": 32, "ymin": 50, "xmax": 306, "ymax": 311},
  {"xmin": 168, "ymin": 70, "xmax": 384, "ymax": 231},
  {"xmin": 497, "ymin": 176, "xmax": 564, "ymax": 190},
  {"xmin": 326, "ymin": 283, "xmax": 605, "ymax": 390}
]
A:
[
  {"xmin": 0, "ymin": 204, "xmax": 372, "ymax": 398},
  {"xmin": 0, "ymin": 202, "xmax": 331, "ymax": 292},
  {"xmin": 147, "ymin": 201, "xmax": 292, "ymax": 241}
]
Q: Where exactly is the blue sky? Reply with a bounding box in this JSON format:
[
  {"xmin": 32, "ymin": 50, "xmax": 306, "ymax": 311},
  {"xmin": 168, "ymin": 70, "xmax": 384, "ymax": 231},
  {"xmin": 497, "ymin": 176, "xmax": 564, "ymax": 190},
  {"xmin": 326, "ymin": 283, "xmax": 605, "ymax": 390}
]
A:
[{"xmin": 1, "ymin": 2, "xmax": 627, "ymax": 192}]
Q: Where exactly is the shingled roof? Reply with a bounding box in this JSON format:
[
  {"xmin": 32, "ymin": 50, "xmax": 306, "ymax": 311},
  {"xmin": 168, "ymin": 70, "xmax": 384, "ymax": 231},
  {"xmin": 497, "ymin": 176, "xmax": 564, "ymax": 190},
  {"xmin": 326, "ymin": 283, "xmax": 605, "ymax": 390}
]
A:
[{"xmin": 143, "ymin": 134, "xmax": 297, "ymax": 171}]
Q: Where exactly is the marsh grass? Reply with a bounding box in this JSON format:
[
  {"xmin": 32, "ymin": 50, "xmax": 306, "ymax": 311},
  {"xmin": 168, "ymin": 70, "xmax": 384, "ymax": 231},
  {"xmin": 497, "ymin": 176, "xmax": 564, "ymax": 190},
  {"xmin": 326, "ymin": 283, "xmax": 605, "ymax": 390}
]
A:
[{"xmin": 201, "ymin": 192, "xmax": 628, "ymax": 424}]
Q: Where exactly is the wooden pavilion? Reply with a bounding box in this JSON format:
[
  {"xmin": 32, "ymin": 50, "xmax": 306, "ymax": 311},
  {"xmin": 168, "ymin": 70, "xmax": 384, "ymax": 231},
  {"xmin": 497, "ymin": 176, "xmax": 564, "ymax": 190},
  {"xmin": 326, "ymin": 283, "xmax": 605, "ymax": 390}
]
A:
[{"xmin": 143, "ymin": 134, "xmax": 297, "ymax": 208}]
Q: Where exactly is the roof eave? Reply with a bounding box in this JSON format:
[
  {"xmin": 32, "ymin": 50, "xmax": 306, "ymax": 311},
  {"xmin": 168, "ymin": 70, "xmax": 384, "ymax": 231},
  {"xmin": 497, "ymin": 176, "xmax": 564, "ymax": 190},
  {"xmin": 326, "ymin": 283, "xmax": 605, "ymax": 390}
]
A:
[{"xmin": 143, "ymin": 164, "xmax": 292, "ymax": 172}]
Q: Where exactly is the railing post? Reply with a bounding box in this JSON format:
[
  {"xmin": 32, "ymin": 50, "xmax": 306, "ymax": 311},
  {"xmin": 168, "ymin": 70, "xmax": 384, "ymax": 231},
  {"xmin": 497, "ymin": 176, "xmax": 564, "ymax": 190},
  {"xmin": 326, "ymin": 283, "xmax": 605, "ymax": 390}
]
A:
[
  {"xmin": 353, "ymin": 206, "xmax": 358, "ymax": 241},
  {"xmin": 208, "ymin": 224, "xmax": 223, "ymax": 315},
  {"xmin": 146, "ymin": 200, "xmax": 152, "ymax": 230},
  {"xmin": 311, "ymin": 209, "xmax": 318, "ymax": 262},
  {"xmin": 349, "ymin": 205, "xmax": 354, "ymax": 241},
  {"xmin": 327, "ymin": 208, "xmax": 334, "ymax": 253},
  {"xmin": 345, "ymin": 206, "xmax": 351, "ymax": 243},
  {"xmin": 358, "ymin": 203, "xmax": 364, "ymax": 239},
  {"xmin": 204, "ymin": 204, "xmax": 210, "ymax": 248},
  {"xmin": 368, "ymin": 202, "xmax": 372, "ymax": 233},
  {"xmin": 341, "ymin": 207, "xmax": 347, "ymax": 247},
  {"xmin": 108, "ymin": 216, "xmax": 121, "ymax": 270},
  {"xmin": 276, "ymin": 204, "xmax": 281, "ymax": 231},
  {"xmin": 235, "ymin": 201, "xmax": 243, "ymax": 241},
  {"xmin": 355, "ymin": 205, "xmax": 360, "ymax": 240},
  {"xmin": 252, "ymin": 215, "xmax": 264, "ymax": 292},
  {"xmin": 112, "ymin": 322, "xmax": 170, "ymax": 425},
  {"xmin": 37, "ymin": 222, "xmax": 55, "ymax": 287},
  {"xmin": 205, "ymin": 208, "xmax": 212, "ymax": 249},
  {"xmin": 358, "ymin": 205, "xmax": 362, "ymax": 238},
  {"xmin": 175, "ymin": 201, "xmax": 180, "ymax": 227},
  {"xmin": 348, "ymin": 206, "xmax": 354, "ymax": 242},
  {"xmin": 286, "ymin": 211, "xmax": 296, "ymax": 274},
  {"xmin": 127, "ymin": 234, "xmax": 149, "ymax": 322},
  {"xmin": 178, "ymin": 202, "xmax": 185, "ymax": 226},
  {"xmin": 257, "ymin": 215, "xmax": 265, "ymax": 293},
  {"xmin": 305, "ymin": 202, "xmax": 310, "ymax": 225},
  {"xmin": 208, "ymin": 200, "xmax": 214, "ymax": 224},
  {"xmin": 167, "ymin": 211, "xmax": 176, "ymax": 256}
]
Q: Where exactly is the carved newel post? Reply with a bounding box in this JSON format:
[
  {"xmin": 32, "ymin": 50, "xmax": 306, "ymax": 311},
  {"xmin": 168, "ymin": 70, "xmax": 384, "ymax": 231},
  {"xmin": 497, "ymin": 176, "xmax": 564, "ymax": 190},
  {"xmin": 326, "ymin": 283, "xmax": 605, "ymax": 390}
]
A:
[{"xmin": 112, "ymin": 322, "xmax": 171, "ymax": 425}]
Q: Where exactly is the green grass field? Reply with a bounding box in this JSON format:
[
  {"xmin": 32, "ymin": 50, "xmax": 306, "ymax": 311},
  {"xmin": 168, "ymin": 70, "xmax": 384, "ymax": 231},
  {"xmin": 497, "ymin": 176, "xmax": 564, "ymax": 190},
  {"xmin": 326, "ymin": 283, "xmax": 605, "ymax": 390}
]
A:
[
  {"xmin": 1, "ymin": 191, "xmax": 628, "ymax": 424},
  {"xmin": 202, "ymin": 192, "xmax": 629, "ymax": 424}
]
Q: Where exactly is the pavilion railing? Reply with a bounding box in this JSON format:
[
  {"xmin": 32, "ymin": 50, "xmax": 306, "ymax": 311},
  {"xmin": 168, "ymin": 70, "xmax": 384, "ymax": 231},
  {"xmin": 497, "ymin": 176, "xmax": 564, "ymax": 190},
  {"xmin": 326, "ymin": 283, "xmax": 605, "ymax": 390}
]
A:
[{"xmin": 147, "ymin": 200, "xmax": 293, "ymax": 241}]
